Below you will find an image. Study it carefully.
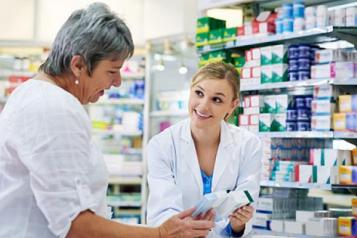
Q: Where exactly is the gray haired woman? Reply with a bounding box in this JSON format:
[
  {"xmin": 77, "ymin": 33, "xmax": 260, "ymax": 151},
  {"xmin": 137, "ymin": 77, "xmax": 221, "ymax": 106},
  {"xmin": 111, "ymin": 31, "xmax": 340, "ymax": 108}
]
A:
[{"xmin": 0, "ymin": 3, "xmax": 214, "ymax": 238}]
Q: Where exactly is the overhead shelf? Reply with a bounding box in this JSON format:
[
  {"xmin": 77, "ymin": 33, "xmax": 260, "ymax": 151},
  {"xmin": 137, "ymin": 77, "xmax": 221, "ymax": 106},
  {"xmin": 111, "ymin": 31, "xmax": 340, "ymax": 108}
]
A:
[
  {"xmin": 197, "ymin": 26, "xmax": 357, "ymax": 54},
  {"xmin": 240, "ymin": 78, "xmax": 357, "ymax": 91},
  {"xmin": 258, "ymin": 131, "xmax": 333, "ymax": 138},
  {"xmin": 150, "ymin": 110, "xmax": 188, "ymax": 117},
  {"xmin": 260, "ymin": 180, "xmax": 331, "ymax": 190},
  {"xmin": 95, "ymin": 98, "xmax": 145, "ymax": 105}
]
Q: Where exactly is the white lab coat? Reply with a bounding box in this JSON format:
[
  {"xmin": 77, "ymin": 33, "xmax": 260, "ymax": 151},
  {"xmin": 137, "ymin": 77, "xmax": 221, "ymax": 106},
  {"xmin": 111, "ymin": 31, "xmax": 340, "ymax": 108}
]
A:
[{"xmin": 146, "ymin": 118, "xmax": 262, "ymax": 237}]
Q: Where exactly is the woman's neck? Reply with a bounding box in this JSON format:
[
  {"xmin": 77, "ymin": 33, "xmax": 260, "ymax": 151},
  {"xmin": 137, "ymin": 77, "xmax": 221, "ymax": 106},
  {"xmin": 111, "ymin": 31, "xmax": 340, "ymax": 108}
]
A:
[{"xmin": 190, "ymin": 123, "xmax": 221, "ymax": 147}]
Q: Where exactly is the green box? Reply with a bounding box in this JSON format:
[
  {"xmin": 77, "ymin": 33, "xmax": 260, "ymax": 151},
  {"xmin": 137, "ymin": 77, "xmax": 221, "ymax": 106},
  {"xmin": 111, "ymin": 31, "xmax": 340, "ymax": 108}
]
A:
[
  {"xmin": 197, "ymin": 17, "xmax": 226, "ymax": 34},
  {"xmin": 261, "ymin": 65, "xmax": 272, "ymax": 84},
  {"xmin": 223, "ymin": 27, "xmax": 237, "ymax": 42},
  {"xmin": 209, "ymin": 29, "xmax": 224, "ymax": 45},
  {"xmin": 260, "ymin": 46, "xmax": 272, "ymax": 65},
  {"xmin": 271, "ymin": 113, "xmax": 287, "ymax": 132},
  {"xmin": 271, "ymin": 45, "xmax": 288, "ymax": 64},
  {"xmin": 259, "ymin": 113, "xmax": 272, "ymax": 132},
  {"xmin": 271, "ymin": 64, "xmax": 288, "ymax": 82},
  {"xmin": 196, "ymin": 32, "xmax": 209, "ymax": 47},
  {"xmin": 264, "ymin": 95, "xmax": 276, "ymax": 113}
]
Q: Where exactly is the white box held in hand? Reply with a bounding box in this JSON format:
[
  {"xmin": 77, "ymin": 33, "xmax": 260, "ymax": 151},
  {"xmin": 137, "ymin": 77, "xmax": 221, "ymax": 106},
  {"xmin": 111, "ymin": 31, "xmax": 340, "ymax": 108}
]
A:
[{"xmin": 192, "ymin": 190, "xmax": 253, "ymax": 221}]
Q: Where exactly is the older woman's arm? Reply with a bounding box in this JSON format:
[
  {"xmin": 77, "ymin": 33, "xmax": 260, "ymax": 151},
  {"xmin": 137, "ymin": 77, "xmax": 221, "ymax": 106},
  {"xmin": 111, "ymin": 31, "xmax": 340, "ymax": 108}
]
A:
[{"xmin": 67, "ymin": 209, "xmax": 214, "ymax": 238}]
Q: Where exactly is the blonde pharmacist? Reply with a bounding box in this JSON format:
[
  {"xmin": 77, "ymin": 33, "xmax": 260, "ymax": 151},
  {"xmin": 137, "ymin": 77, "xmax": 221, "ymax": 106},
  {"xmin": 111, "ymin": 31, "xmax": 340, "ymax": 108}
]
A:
[
  {"xmin": 147, "ymin": 62, "xmax": 263, "ymax": 237},
  {"xmin": 0, "ymin": 3, "xmax": 214, "ymax": 238}
]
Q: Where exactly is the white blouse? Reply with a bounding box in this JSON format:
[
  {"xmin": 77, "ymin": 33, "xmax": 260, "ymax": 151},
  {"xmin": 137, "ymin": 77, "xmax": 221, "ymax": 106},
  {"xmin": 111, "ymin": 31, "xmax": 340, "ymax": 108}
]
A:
[{"xmin": 0, "ymin": 79, "xmax": 109, "ymax": 238}]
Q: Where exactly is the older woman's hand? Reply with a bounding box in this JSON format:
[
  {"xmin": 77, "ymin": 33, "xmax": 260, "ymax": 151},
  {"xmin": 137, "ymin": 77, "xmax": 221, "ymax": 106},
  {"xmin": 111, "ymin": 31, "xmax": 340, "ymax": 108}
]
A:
[
  {"xmin": 229, "ymin": 205, "xmax": 254, "ymax": 233},
  {"xmin": 159, "ymin": 208, "xmax": 215, "ymax": 238}
]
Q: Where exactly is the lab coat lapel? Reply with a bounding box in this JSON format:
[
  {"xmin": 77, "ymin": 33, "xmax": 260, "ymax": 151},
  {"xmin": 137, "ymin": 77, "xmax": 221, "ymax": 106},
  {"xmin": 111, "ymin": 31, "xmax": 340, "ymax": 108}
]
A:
[
  {"xmin": 180, "ymin": 119, "xmax": 203, "ymax": 195},
  {"xmin": 212, "ymin": 121, "xmax": 234, "ymax": 191}
]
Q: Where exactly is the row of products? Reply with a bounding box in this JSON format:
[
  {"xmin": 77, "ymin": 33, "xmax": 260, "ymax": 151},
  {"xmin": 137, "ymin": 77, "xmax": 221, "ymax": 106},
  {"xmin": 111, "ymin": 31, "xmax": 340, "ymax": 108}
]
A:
[
  {"xmin": 255, "ymin": 194, "xmax": 357, "ymax": 236},
  {"xmin": 195, "ymin": 5, "xmax": 357, "ymax": 49},
  {"xmin": 276, "ymin": 3, "xmax": 357, "ymax": 34},
  {"xmin": 240, "ymin": 45, "xmax": 357, "ymax": 89},
  {"xmin": 90, "ymin": 106, "xmax": 144, "ymax": 133}
]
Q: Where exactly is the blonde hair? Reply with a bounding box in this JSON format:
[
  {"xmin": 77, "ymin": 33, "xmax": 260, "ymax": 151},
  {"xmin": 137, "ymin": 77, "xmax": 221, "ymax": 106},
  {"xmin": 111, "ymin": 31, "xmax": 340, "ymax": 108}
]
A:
[{"xmin": 191, "ymin": 61, "xmax": 240, "ymax": 100}]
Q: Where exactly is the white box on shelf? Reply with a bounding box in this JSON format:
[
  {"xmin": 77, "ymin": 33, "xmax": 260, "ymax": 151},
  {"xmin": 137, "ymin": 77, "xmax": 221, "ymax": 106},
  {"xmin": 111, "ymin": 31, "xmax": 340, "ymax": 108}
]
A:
[
  {"xmin": 243, "ymin": 96, "xmax": 251, "ymax": 108},
  {"xmin": 249, "ymin": 114, "xmax": 259, "ymax": 126},
  {"xmin": 252, "ymin": 66, "xmax": 261, "ymax": 78},
  {"xmin": 251, "ymin": 48, "xmax": 261, "ymax": 61},
  {"xmin": 239, "ymin": 114, "xmax": 249, "ymax": 126},
  {"xmin": 242, "ymin": 67, "xmax": 252, "ymax": 79},
  {"xmin": 295, "ymin": 164, "xmax": 313, "ymax": 183},
  {"xmin": 250, "ymin": 95, "xmax": 263, "ymax": 108},
  {"xmin": 259, "ymin": 113, "xmax": 272, "ymax": 132},
  {"xmin": 270, "ymin": 220, "xmax": 284, "ymax": 233},
  {"xmin": 335, "ymin": 62, "xmax": 355, "ymax": 79},
  {"xmin": 256, "ymin": 197, "xmax": 273, "ymax": 211},
  {"xmin": 305, "ymin": 218, "xmax": 338, "ymax": 237},
  {"xmin": 296, "ymin": 210, "xmax": 315, "ymax": 223},
  {"xmin": 311, "ymin": 115, "xmax": 332, "ymax": 131},
  {"xmin": 311, "ymin": 64, "xmax": 335, "ymax": 79},
  {"xmin": 313, "ymin": 85, "xmax": 334, "ymax": 99},
  {"xmin": 284, "ymin": 220, "xmax": 305, "ymax": 235},
  {"xmin": 311, "ymin": 99, "xmax": 335, "ymax": 115},
  {"xmin": 312, "ymin": 166, "xmax": 331, "ymax": 184}
]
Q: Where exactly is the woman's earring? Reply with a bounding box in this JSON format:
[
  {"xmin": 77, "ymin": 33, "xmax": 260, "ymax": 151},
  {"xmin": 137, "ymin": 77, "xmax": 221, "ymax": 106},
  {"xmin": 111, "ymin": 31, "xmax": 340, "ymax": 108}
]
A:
[{"xmin": 75, "ymin": 79, "xmax": 79, "ymax": 85}]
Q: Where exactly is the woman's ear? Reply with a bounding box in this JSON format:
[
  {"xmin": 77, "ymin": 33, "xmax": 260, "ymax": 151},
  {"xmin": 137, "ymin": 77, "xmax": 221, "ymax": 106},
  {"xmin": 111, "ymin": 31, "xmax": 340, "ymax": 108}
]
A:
[
  {"xmin": 70, "ymin": 55, "xmax": 84, "ymax": 78},
  {"xmin": 224, "ymin": 98, "xmax": 239, "ymax": 121}
]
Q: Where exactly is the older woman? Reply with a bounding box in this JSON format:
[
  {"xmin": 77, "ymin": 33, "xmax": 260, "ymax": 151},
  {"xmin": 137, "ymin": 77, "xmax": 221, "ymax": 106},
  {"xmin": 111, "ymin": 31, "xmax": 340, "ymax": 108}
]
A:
[{"xmin": 0, "ymin": 3, "xmax": 213, "ymax": 238}]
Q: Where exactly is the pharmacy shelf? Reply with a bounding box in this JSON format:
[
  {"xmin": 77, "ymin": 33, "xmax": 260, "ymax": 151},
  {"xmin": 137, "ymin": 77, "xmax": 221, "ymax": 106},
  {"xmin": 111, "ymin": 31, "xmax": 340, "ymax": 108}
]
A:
[
  {"xmin": 0, "ymin": 70, "xmax": 35, "ymax": 78},
  {"xmin": 258, "ymin": 131, "xmax": 333, "ymax": 138},
  {"xmin": 309, "ymin": 189, "xmax": 356, "ymax": 206},
  {"xmin": 109, "ymin": 177, "xmax": 142, "ymax": 185},
  {"xmin": 331, "ymin": 184, "xmax": 357, "ymax": 189},
  {"xmin": 198, "ymin": 0, "xmax": 352, "ymax": 11},
  {"xmin": 260, "ymin": 180, "xmax": 331, "ymax": 190},
  {"xmin": 116, "ymin": 209, "xmax": 142, "ymax": 215},
  {"xmin": 92, "ymin": 129, "xmax": 143, "ymax": 137},
  {"xmin": 197, "ymin": 26, "xmax": 357, "ymax": 54},
  {"xmin": 334, "ymin": 131, "xmax": 357, "ymax": 139},
  {"xmin": 150, "ymin": 110, "xmax": 188, "ymax": 117},
  {"xmin": 95, "ymin": 98, "xmax": 145, "ymax": 105},
  {"xmin": 241, "ymin": 78, "xmax": 357, "ymax": 91}
]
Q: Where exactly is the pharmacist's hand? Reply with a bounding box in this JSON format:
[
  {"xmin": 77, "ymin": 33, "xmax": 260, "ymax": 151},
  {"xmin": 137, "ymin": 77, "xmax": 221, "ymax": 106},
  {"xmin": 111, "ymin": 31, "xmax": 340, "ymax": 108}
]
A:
[
  {"xmin": 229, "ymin": 205, "xmax": 254, "ymax": 233},
  {"xmin": 159, "ymin": 207, "xmax": 215, "ymax": 238},
  {"xmin": 194, "ymin": 209, "xmax": 215, "ymax": 222}
]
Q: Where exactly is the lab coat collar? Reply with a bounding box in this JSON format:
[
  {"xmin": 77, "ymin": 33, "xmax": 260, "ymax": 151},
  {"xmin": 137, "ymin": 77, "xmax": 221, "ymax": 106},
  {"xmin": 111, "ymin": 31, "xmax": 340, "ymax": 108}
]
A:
[{"xmin": 180, "ymin": 119, "xmax": 235, "ymax": 192}]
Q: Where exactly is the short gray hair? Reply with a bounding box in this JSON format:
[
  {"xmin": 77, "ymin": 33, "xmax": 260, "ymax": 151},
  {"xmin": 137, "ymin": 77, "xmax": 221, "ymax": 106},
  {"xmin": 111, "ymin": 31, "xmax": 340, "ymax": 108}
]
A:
[{"xmin": 40, "ymin": 2, "xmax": 134, "ymax": 76}]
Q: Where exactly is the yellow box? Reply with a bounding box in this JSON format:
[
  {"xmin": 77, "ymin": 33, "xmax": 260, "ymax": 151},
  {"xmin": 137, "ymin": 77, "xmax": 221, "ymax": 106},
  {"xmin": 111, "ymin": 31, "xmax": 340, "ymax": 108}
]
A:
[
  {"xmin": 353, "ymin": 198, "xmax": 357, "ymax": 218},
  {"xmin": 333, "ymin": 113, "xmax": 346, "ymax": 131},
  {"xmin": 339, "ymin": 95, "xmax": 352, "ymax": 113},
  {"xmin": 338, "ymin": 217, "xmax": 352, "ymax": 236},
  {"xmin": 339, "ymin": 166, "xmax": 353, "ymax": 185}
]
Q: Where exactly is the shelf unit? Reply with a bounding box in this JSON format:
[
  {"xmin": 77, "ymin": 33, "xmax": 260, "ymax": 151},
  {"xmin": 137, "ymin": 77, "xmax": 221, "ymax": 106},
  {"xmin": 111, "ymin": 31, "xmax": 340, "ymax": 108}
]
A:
[
  {"xmin": 88, "ymin": 56, "xmax": 147, "ymax": 224},
  {"xmin": 197, "ymin": 1, "xmax": 357, "ymax": 237}
]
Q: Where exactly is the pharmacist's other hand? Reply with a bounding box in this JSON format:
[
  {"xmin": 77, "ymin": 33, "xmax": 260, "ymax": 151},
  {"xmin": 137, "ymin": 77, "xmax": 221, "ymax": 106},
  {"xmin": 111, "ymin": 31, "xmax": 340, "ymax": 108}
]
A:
[
  {"xmin": 159, "ymin": 207, "xmax": 215, "ymax": 238},
  {"xmin": 229, "ymin": 205, "xmax": 254, "ymax": 233},
  {"xmin": 194, "ymin": 209, "xmax": 215, "ymax": 222}
]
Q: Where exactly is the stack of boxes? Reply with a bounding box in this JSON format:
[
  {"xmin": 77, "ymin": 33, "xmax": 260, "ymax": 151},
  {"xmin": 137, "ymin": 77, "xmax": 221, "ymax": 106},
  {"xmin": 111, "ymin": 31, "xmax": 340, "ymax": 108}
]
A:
[
  {"xmin": 334, "ymin": 94, "xmax": 357, "ymax": 132},
  {"xmin": 288, "ymin": 44, "xmax": 316, "ymax": 81}
]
